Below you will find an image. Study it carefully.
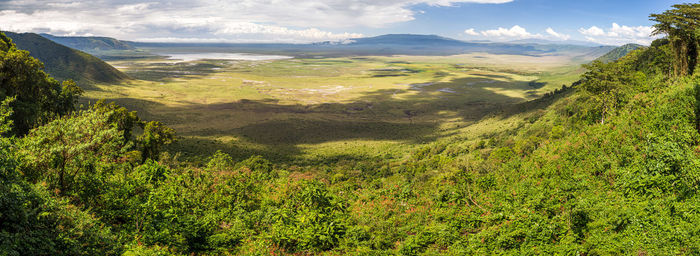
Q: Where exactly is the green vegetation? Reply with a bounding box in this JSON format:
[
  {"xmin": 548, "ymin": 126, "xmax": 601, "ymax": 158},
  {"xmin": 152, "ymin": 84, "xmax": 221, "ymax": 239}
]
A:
[
  {"xmin": 3, "ymin": 32, "xmax": 130, "ymax": 84},
  {"xmin": 88, "ymin": 52, "xmax": 587, "ymax": 162},
  {"xmin": 41, "ymin": 34, "xmax": 135, "ymax": 52},
  {"xmin": 40, "ymin": 33, "xmax": 160, "ymax": 61},
  {"xmin": 2, "ymin": 3, "xmax": 700, "ymax": 255},
  {"xmin": 650, "ymin": 3, "xmax": 700, "ymax": 76},
  {"xmin": 595, "ymin": 43, "xmax": 643, "ymax": 63},
  {"xmin": 0, "ymin": 34, "xmax": 81, "ymax": 135}
]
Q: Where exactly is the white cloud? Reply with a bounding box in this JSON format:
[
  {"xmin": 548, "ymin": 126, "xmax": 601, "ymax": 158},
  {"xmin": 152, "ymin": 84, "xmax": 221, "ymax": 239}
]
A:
[
  {"xmin": 545, "ymin": 27, "xmax": 570, "ymax": 40},
  {"xmin": 480, "ymin": 25, "xmax": 543, "ymax": 39},
  {"xmin": 214, "ymin": 23, "xmax": 363, "ymax": 43},
  {"xmin": 426, "ymin": 0, "xmax": 513, "ymax": 5},
  {"xmin": 0, "ymin": 0, "xmax": 513, "ymax": 42},
  {"xmin": 579, "ymin": 23, "xmax": 658, "ymax": 45},
  {"xmin": 46, "ymin": 2, "xmax": 84, "ymax": 8},
  {"xmin": 578, "ymin": 26, "xmax": 606, "ymax": 36},
  {"xmin": 464, "ymin": 26, "xmax": 576, "ymax": 42},
  {"xmin": 464, "ymin": 28, "xmax": 479, "ymax": 36},
  {"xmin": 116, "ymin": 3, "xmax": 154, "ymax": 13},
  {"xmin": 609, "ymin": 23, "xmax": 654, "ymax": 38}
]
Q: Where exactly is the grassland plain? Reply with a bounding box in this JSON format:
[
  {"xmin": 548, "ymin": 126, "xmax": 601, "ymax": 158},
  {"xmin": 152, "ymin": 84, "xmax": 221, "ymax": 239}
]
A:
[{"xmin": 83, "ymin": 52, "xmax": 590, "ymax": 164}]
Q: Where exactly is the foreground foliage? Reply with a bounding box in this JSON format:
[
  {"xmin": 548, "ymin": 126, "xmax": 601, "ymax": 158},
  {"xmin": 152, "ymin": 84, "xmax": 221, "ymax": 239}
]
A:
[{"xmin": 2, "ymin": 3, "xmax": 700, "ymax": 255}]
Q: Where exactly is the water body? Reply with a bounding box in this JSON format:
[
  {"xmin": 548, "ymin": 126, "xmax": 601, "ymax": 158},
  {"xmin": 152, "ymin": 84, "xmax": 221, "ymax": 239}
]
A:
[{"xmin": 161, "ymin": 52, "xmax": 293, "ymax": 62}]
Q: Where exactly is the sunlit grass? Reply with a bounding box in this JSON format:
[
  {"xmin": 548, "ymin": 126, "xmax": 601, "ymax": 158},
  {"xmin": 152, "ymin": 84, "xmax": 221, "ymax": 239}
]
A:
[{"xmin": 84, "ymin": 53, "xmax": 584, "ymax": 162}]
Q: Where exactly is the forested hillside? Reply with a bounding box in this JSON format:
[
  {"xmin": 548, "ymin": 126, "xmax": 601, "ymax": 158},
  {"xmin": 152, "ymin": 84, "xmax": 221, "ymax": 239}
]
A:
[
  {"xmin": 1, "ymin": 3, "xmax": 700, "ymax": 255},
  {"xmin": 40, "ymin": 33, "xmax": 135, "ymax": 52},
  {"xmin": 3, "ymin": 32, "xmax": 129, "ymax": 84},
  {"xmin": 595, "ymin": 43, "xmax": 644, "ymax": 63}
]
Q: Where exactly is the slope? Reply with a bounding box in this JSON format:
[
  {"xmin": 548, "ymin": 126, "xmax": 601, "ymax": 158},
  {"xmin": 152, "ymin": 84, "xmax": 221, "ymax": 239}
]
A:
[
  {"xmin": 359, "ymin": 39, "xmax": 699, "ymax": 254},
  {"xmin": 596, "ymin": 43, "xmax": 644, "ymax": 63},
  {"xmin": 4, "ymin": 32, "xmax": 129, "ymax": 84},
  {"xmin": 40, "ymin": 33, "xmax": 135, "ymax": 52}
]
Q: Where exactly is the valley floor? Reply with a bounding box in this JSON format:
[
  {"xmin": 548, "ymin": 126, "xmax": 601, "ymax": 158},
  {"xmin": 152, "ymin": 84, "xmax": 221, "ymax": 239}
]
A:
[{"xmin": 85, "ymin": 52, "xmax": 587, "ymax": 163}]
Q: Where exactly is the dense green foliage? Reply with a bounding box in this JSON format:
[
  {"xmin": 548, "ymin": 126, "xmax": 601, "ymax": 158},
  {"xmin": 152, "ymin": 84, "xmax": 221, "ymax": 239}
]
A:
[
  {"xmin": 0, "ymin": 95, "xmax": 121, "ymax": 255},
  {"xmin": 650, "ymin": 3, "xmax": 700, "ymax": 76},
  {"xmin": 2, "ymin": 4, "xmax": 700, "ymax": 255},
  {"xmin": 0, "ymin": 32, "xmax": 82, "ymax": 135},
  {"xmin": 595, "ymin": 43, "xmax": 643, "ymax": 63}
]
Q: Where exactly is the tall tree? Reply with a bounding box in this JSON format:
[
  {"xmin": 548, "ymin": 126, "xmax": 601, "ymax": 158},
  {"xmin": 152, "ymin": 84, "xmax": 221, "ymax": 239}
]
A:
[{"xmin": 650, "ymin": 3, "xmax": 700, "ymax": 76}]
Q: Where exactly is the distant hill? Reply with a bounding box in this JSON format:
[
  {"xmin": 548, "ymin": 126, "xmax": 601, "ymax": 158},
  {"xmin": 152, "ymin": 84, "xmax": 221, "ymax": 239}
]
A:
[
  {"xmin": 40, "ymin": 34, "xmax": 157, "ymax": 60},
  {"xmin": 316, "ymin": 34, "xmax": 613, "ymax": 57},
  {"xmin": 4, "ymin": 32, "xmax": 129, "ymax": 84},
  {"xmin": 508, "ymin": 39, "xmax": 603, "ymax": 47},
  {"xmin": 40, "ymin": 33, "xmax": 134, "ymax": 52},
  {"xmin": 596, "ymin": 43, "xmax": 644, "ymax": 63},
  {"xmin": 348, "ymin": 34, "xmax": 469, "ymax": 46}
]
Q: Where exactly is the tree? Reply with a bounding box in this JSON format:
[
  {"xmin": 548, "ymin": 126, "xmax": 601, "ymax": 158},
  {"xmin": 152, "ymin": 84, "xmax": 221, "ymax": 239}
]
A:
[
  {"xmin": 139, "ymin": 121, "xmax": 176, "ymax": 162},
  {"xmin": 578, "ymin": 60, "xmax": 639, "ymax": 124},
  {"xmin": 650, "ymin": 3, "xmax": 700, "ymax": 76},
  {"xmin": 0, "ymin": 32, "xmax": 82, "ymax": 135},
  {"xmin": 93, "ymin": 99, "xmax": 141, "ymax": 142},
  {"xmin": 19, "ymin": 109, "xmax": 128, "ymax": 194},
  {"xmin": 1, "ymin": 101, "xmax": 121, "ymax": 255}
]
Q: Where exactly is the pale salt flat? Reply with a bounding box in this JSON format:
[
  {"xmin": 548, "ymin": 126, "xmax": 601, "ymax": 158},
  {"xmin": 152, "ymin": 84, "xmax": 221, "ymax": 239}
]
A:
[{"xmin": 159, "ymin": 52, "xmax": 293, "ymax": 62}]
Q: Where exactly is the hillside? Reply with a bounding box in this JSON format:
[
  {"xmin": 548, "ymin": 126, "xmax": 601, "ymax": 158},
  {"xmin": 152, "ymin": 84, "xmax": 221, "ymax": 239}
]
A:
[
  {"xmin": 39, "ymin": 33, "xmax": 157, "ymax": 60},
  {"xmin": 596, "ymin": 43, "xmax": 644, "ymax": 63},
  {"xmin": 40, "ymin": 33, "xmax": 135, "ymax": 52},
  {"xmin": 4, "ymin": 32, "xmax": 129, "ymax": 84}
]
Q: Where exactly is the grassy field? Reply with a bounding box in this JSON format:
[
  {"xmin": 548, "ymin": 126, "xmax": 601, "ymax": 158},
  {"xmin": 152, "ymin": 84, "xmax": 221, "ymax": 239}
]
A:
[{"xmin": 84, "ymin": 52, "xmax": 587, "ymax": 163}]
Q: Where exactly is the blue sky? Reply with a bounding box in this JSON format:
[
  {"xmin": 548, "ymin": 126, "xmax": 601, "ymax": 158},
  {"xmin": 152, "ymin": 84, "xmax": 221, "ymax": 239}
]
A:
[
  {"xmin": 0, "ymin": 0, "xmax": 689, "ymax": 45},
  {"xmin": 385, "ymin": 0, "xmax": 681, "ymax": 39}
]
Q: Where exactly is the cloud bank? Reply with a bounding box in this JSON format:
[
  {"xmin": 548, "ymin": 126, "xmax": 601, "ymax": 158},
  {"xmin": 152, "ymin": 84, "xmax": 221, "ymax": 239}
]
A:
[
  {"xmin": 579, "ymin": 23, "xmax": 657, "ymax": 45},
  {"xmin": 465, "ymin": 23, "xmax": 656, "ymax": 45},
  {"xmin": 464, "ymin": 25, "xmax": 571, "ymax": 41},
  {"xmin": 0, "ymin": 0, "xmax": 513, "ymax": 43}
]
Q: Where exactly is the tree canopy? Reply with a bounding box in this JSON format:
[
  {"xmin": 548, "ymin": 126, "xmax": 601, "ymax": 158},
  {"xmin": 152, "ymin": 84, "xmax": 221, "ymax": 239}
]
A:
[
  {"xmin": 650, "ymin": 3, "xmax": 700, "ymax": 76},
  {"xmin": 0, "ymin": 32, "xmax": 81, "ymax": 135},
  {"xmin": 3, "ymin": 3, "xmax": 700, "ymax": 254}
]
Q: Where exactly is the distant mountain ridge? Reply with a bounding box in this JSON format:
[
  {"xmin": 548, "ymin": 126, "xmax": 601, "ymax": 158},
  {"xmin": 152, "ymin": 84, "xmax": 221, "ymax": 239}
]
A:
[
  {"xmin": 38, "ymin": 34, "xmax": 159, "ymax": 61},
  {"xmin": 508, "ymin": 38, "xmax": 604, "ymax": 47},
  {"xmin": 305, "ymin": 34, "xmax": 616, "ymax": 57},
  {"xmin": 40, "ymin": 33, "xmax": 135, "ymax": 52},
  {"xmin": 4, "ymin": 32, "xmax": 129, "ymax": 84},
  {"xmin": 348, "ymin": 34, "xmax": 469, "ymax": 46},
  {"xmin": 38, "ymin": 32, "xmax": 616, "ymax": 60},
  {"xmin": 345, "ymin": 34, "xmax": 605, "ymax": 48}
]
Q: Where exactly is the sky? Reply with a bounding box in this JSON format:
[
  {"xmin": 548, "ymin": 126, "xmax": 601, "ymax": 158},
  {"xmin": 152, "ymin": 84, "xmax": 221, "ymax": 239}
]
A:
[{"xmin": 0, "ymin": 0, "xmax": 689, "ymax": 45}]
